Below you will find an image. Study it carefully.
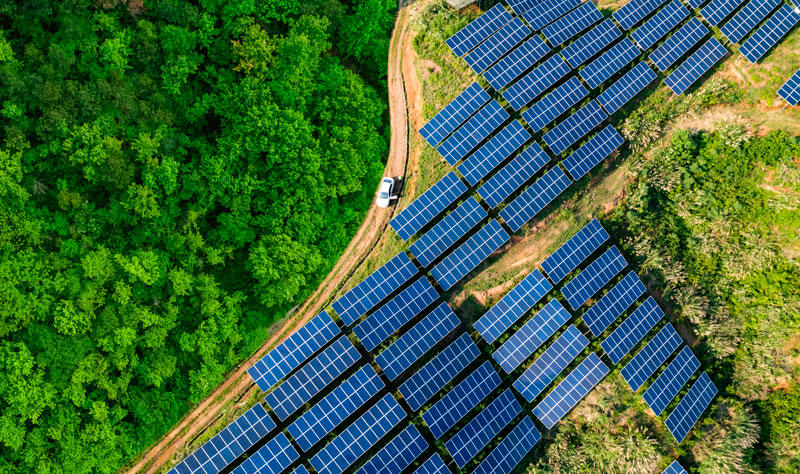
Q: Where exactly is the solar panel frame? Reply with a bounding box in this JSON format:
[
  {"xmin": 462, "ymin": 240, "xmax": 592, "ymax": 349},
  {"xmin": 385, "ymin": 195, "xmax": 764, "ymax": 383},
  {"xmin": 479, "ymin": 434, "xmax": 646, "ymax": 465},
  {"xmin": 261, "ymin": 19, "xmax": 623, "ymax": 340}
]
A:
[
  {"xmin": 562, "ymin": 124, "xmax": 625, "ymax": 180},
  {"xmin": 447, "ymin": 4, "xmax": 513, "ymax": 57},
  {"xmin": 540, "ymin": 218, "xmax": 610, "ymax": 284},
  {"xmin": 739, "ymin": 5, "xmax": 800, "ymax": 64},
  {"xmin": 601, "ymin": 296, "xmax": 665, "ymax": 364},
  {"xmin": 437, "ymin": 100, "xmax": 510, "ymax": 165},
  {"xmin": 778, "ymin": 68, "xmax": 800, "ymax": 105},
  {"xmin": 664, "ymin": 38, "xmax": 727, "ymax": 95},
  {"xmin": 542, "ymin": 2, "xmax": 604, "ymax": 47},
  {"xmin": 354, "ymin": 425, "xmax": 428, "ymax": 474},
  {"xmin": 533, "ymin": 353, "xmax": 609, "ymax": 429},
  {"xmin": 431, "ymin": 220, "xmax": 510, "ymax": 291},
  {"xmin": 579, "ymin": 38, "xmax": 642, "ymax": 89},
  {"xmin": 471, "ymin": 416, "xmax": 542, "ymax": 474},
  {"xmin": 502, "ymin": 55, "xmax": 572, "ymax": 111},
  {"xmin": 499, "ymin": 165, "xmax": 572, "ymax": 232},
  {"xmin": 419, "ymin": 82, "xmax": 491, "ymax": 148},
  {"xmin": 720, "ymin": 0, "xmax": 781, "ymax": 43},
  {"xmin": 522, "ymin": 77, "xmax": 589, "ymax": 132},
  {"xmin": 662, "ymin": 460, "xmax": 688, "ymax": 474},
  {"xmin": 561, "ymin": 19, "xmax": 623, "ymax": 68},
  {"xmin": 561, "ymin": 245, "xmax": 628, "ymax": 311},
  {"xmin": 631, "ymin": 0, "xmax": 690, "ymax": 50},
  {"xmin": 465, "ymin": 17, "xmax": 532, "ymax": 74},
  {"xmin": 649, "ymin": 18, "xmax": 709, "ymax": 72},
  {"xmin": 412, "ymin": 454, "xmax": 450, "ymax": 474},
  {"xmin": 614, "ymin": 0, "xmax": 669, "ymax": 30},
  {"xmin": 597, "ymin": 60, "xmax": 658, "ymax": 114},
  {"xmin": 521, "ymin": 0, "xmax": 583, "ymax": 30},
  {"xmin": 543, "ymin": 100, "xmax": 608, "ymax": 155},
  {"xmin": 485, "ymin": 37, "xmax": 551, "ymax": 91},
  {"xmin": 665, "ymin": 372, "xmax": 718, "ymax": 443},
  {"xmin": 458, "ymin": 120, "xmax": 532, "ymax": 186},
  {"xmin": 390, "ymin": 172, "xmax": 468, "ymax": 241},
  {"xmin": 642, "ymin": 346, "xmax": 700, "ymax": 415},
  {"xmin": 582, "ymin": 270, "xmax": 646, "ymax": 337},
  {"xmin": 621, "ymin": 323, "xmax": 683, "ymax": 391},
  {"xmin": 701, "ymin": 0, "xmax": 746, "ymax": 26},
  {"xmin": 409, "ymin": 197, "xmax": 488, "ymax": 268},
  {"xmin": 478, "ymin": 143, "xmax": 551, "ymax": 209},
  {"xmin": 230, "ymin": 433, "xmax": 298, "ymax": 474}
]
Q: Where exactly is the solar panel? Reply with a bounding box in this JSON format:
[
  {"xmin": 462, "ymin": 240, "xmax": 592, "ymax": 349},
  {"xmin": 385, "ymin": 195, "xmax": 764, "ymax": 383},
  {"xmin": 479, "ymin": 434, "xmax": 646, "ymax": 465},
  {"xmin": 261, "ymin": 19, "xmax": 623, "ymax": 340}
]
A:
[
  {"xmin": 168, "ymin": 404, "xmax": 275, "ymax": 474},
  {"xmin": 614, "ymin": 0, "xmax": 669, "ymax": 30},
  {"xmin": 522, "ymin": 0, "xmax": 582, "ymax": 30},
  {"xmin": 474, "ymin": 270, "xmax": 553, "ymax": 344},
  {"xmin": 247, "ymin": 311, "xmax": 340, "ymax": 392},
  {"xmin": 532, "ymin": 353, "xmax": 609, "ymax": 429},
  {"xmin": 662, "ymin": 460, "xmax": 688, "ymax": 474},
  {"xmin": 522, "ymin": 77, "xmax": 589, "ymax": 132},
  {"xmin": 502, "ymin": 55, "xmax": 572, "ymax": 111},
  {"xmin": 562, "ymin": 20, "xmax": 623, "ymax": 68},
  {"xmin": 739, "ymin": 5, "xmax": 800, "ymax": 63},
  {"xmin": 431, "ymin": 220, "xmax": 510, "ymax": 291},
  {"xmin": 445, "ymin": 389, "xmax": 522, "ymax": 468},
  {"xmin": 643, "ymin": 346, "xmax": 700, "ymax": 415},
  {"xmin": 466, "ymin": 17, "xmax": 532, "ymax": 74},
  {"xmin": 601, "ymin": 296, "xmax": 665, "ymax": 364},
  {"xmin": 500, "ymin": 166, "xmax": 572, "ymax": 232},
  {"xmin": 390, "ymin": 172, "xmax": 468, "ymax": 241},
  {"xmin": 778, "ymin": 68, "xmax": 800, "ymax": 105},
  {"xmin": 310, "ymin": 394, "xmax": 407, "ymax": 474},
  {"xmin": 579, "ymin": 38, "xmax": 642, "ymax": 89},
  {"xmin": 447, "ymin": 4, "xmax": 514, "ymax": 57},
  {"xmin": 542, "ymin": 2, "xmax": 604, "ymax": 47},
  {"xmin": 665, "ymin": 38, "xmax": 727, "ymax": 95},
  {"xmin": 413, "ymin": 454, "xmax": 449, "ymax": 474},
  {"xmin": 493, "ymin": 298, "xmax": 572, "ymax": 374},
  {"xmin": 513, "ymin": 325, "xmax": 590, "ymax": 402},
  {"xmin": 540, "ymin": 218, "xmax": 610, "ymax": 284},
  {"xmin": 287, "ymin": 365, "xmax": 384, "ymax": 451},
  {"xmin": 399, "ymin": 333, "xmax": 480, "ymax": 411},
  {"xmin": 543, "ymin": 100, "xmax": 608, "ymax": 155},
  {"xmin": 621, "ymin": 323, "xmax": 683, "ymax": 391},
  {"xmin": 472, "ymin": 416, "xmax": 541, "ymax": 474},
  {"xmin": 665, "ymin": 372, "xmax": 718, "ymax": 443},
  {"xmin": 478, "ymin": 143, "xmax": 551, "ymax": 208},
  {"xmin": 291, "ymin": 467, "xmax": 309, "ymax": 474},
  {"xmin": 649, "ymin": 18, "xmax": 709, "ymax": 72},
  {"xmin": 701, "ymin": 0, "xmax": 746, "ymax": 26},
  {"xmin": 230, "ymin": 433, "xmax": 298, "ymax": 474},
  {"xmin": 721, "ymin": 0, "xmax": 781, "ymax": 43},
  {"xmin": 597, "ymin": 60, "xmax": 657, "ymax": 114},
  {"xmin": 409, "ymin": 197, "xmax": 488, "ymax": 268},
  {"xmin": 437, "ymin": 100, "xmax": 510, "ymax": 165},
  {"xmin": 265, "ymin": 336, "xmax": 361, "ymax": 421},
  {"xmin": 423, "ymin": 361, "xmax": 502, "ymax": 439},
  {"xmin": 485, "ymin": 37, "xmax": 551, "ymax": 91},
  {"xmin": 561, "ymin": 245, "xmax": 628, "ymax": 311},
  {"xmin": 631, "ymin": 0, "xmax": 690, "ymax": 50},
  {"xmin": 458, "ymin": 120, "xmax": 531, "ymax": 186},
  {"xmin": 419, "ymin": 83, "xmax": 491, "ymax": 148},
  {"xmin": 562, "ymin": 124, "xmax": 625, "ymax": 180},
  {"xmin": 355, "ymin": 425, "xmax": 427, "ymax": 474},
  {"xmin": 353, "ymin": 277, "xmax": 439, "ymax": 351},
  {"xmin": 375, "ymin": 302, "xmax": 460, "ymax": 381},
  {"xmin": 582, "ymin": 270, "xmax": 646, "ymax": 337}
]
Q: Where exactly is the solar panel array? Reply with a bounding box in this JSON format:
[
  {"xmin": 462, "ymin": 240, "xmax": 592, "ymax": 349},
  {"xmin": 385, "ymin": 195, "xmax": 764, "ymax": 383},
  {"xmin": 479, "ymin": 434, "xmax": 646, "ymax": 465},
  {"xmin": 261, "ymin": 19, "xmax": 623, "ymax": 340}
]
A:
[
  {"xmin": 779, "ymin": 68, "xmax": 800, "ymax": 105},
  {"xmin": 649, "ymin": 18, "xmax": 709, "ymax": 72},
  {"xmin": 582, "ymin": 270, "xmax": 646, "ymax": 337},
  {"xmin": 663, "ymin": 460, "xmax": 688, "ymax": 474},
  {"xmin": 478, "ymin": 143, "xmax": 551, "ymax": 208},
  {"xmin": 485, "ymin": 37, "xmax": 551, "ymax": 90},
  {"xmin": 390, "ymin": 172, "xmax": 467, "ymax": 241},
  {"xmin": 466, "ymin": 17, "xmax": 531, "ymax": 73},
  {"xmin": 472, "ymin": 416, "xmax": 541, "ymax": 474},
  {"xmin": 500, "ymin": 166, "xmax": 572, "ymax": 232},
  {"xmin": 543, "ymin": 100, "xmax": 608, "ymax": 155},
  {"xmin": 739, "ymin": 5, "xmax": 800, "ymax": 63},
  {"xmin": 493, "ymin": 299, "xmax": 572, "ymax": 373},
  {"xmin": 438, "ymin": 100, "xmax": 510, "ymax": 165},
  {"xmin": 230, "ymin": 433, "xmax": 298, "ymax": 474},
  {"xmin": 614, "ymin": 0, "xmax": 668, "ymax": 30},
  {"xmin": 622, "ymin": 323, "xmax": 683, "ymax": 391},
  {"xmin": 580, "ymin": 38, "xmax": 641, "ymax": 89},
  {"xmin": 562, "ymin": 125, "xmax": 625, "ymax": 180},
  {"xmin": 561, "ymin": 245, "xmax": 627, "ymax": 311},
  {"xmin": 542, "ymin": 2, "xmax": 604, "ymax": 47},
  {"xmin": 533, "ymin": 353, "xmax": 609, "ymax": 429},
  {"xmin": 665, "ymin": 38, "xmax": 727, "ymax": 95},
  {"xmin": 409, "ymin": 197, "xmax": 487, "ymax": 267},
  {"xmin": 354, "ymin": 425, "xmax": 427, "ymax": 474},
  {"xmin": 597, "ymin": 60, "xmax": 657, "ymax": 114},
  {"xmin": 631, "ymin": 0, "xmax": 689, "ymax": 50},
  {"xmin": 247, "ymin": 311, "xmax": 340, "ymax": 392},
  {"xmin": 643, "ymin": 346, "xmax": 700, "ymax": 415},
  {"xmin": 474, "ymin": 269, "xmax": 553, "ymax": 344},
  {"xmin": 447, "ymin": 4, "xmax": 512, "ymax": 57},
  {"xmin": 541, "ymin": 218, "xmax": 610, "ymax": 284},
  {"xmin": 503, "ymin": 55, "xmax": 572, "ymax": 111},
  {"xmin": 419, "ymin": 82, "xmax": 490, "ymax": 147},
  {"xmin": 601, "ymin": 296, "xmax": 664, "ymax": 364},
  {"xmin": 431, "ymin": 220, "xmax": 510, "ymax": 291},
  {"xmin": 665, "ymin": 372, "xmax": 718, "ymax": 442},
  {"xmin": 458, "ymin": 120, "xmax": 531, "ymax": 185},
  {"xmin": 721, "ymin": 0, "xmax": 781, "ymax": 44},
  {"xmin": 701, "ymin": 0, "xmax": 746, "ymax": 26},
  {"xmin": 413, "ymin": 454, "xmax": 449, "ymax": 474},
  {"xmin": 685, "ymin": 0, "xmax": 708, "ymax": 9},
  {"xmin": 522, "ymin": 77, "xmax": 589, "ymax": 132},
  {"xmin": 522, "ymin": 0, "xmax": 582, "ymax": 31},
  {"xmin": 561, "ymin": 19, "xmax": 623, "ymax": 68}
]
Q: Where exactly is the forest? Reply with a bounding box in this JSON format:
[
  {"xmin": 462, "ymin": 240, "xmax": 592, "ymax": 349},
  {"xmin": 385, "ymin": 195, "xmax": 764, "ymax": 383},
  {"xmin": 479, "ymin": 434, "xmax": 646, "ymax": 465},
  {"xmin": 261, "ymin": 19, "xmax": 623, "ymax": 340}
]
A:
[{"xmin": 0, "ymin": 0, "xmax": 395, "ymax": 472}]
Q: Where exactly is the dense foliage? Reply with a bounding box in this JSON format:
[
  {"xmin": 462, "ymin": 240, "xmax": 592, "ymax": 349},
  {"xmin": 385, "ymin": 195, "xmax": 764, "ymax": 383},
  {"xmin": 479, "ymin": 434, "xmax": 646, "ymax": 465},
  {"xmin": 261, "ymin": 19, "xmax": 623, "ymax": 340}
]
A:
[{"xmin": 0, "ymin": 0, "xmax": 394, "ymax": 472}]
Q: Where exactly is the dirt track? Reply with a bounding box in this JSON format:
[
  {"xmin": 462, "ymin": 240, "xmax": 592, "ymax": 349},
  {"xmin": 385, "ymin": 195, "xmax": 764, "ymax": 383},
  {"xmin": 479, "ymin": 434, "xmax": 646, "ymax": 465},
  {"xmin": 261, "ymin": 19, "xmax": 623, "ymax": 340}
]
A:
[{"xmin": 121, "ymin": 8, "xmax": 414, "ymax": 474}]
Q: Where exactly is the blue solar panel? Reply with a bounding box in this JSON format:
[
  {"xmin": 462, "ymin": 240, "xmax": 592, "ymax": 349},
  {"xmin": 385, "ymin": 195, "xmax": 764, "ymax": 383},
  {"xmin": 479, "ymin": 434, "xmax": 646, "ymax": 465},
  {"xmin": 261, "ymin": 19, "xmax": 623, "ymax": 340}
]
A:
[
  {"xmin": 632, "ymin": 0, "xmax": 690, "ymax": 50},
  {"xmin": 413, "ymin": 454, "xmax": 450, "ymax": 474},
  {"xmin": 247, "ymin": 311, "xmax": 340, "ymax": 392},
  {"xmin": 291, "ymin": 467, "xmax": 310, "ymax": 474},
  {"xmin": 478, "ymin": 143, "xmax": 551, "ymax": 209},
  {"xmin": 168, "ymin": 404, "xmax": 275, "ymax": 474},
  {"xmin": 431, "ymin": 220, "xmax": 510, "ymax": 291},
  {"xmin": 597, "ymin": 60, "xmax": 657, "ymax": 114},
  {"xmin": 662, "ymin": 460, "xmax": 688, "ymax": 474},
  {"xmin": 542, "ymin": 2, "xmax": 604, "ymax": 47},
  {"xmin": 543, "ymin": 100, "xmax": 608, "ymax": 155},
  {"xmin": 534, "ymin": 353, "xmax": 608, "ymax": 429},
  {"xmin": 474, "ymin": 270, "xmax": 553, "ymax": 344},
  {"xmin": 580, "ymin": 38, "xmax": 641, "ymax": 89},
  {"xmin": 230, "ymin": 433, "xmax": 298, "ymax": 474},
  {"xmin": 561, "ymin": 245, "xmax": 627, "ymax": 311},
  {"xmin": 721, "ymin": 0, "xmax": 781, "ymax": 43},
  {"xmin": 614, "ymin": 0, "xmax": 669, "ymax": 30},
  {"xmin": 493, "ymin": 298, "xmax": 572, "ymax": 373},
  {"xmin": 643, "ymin": 346, "xmax": 700, "ymax": 415},
  {"xmin": 409, "ymin": 197, "xmax": 488, "ymax": 268},
  {"xmin": 740, "ymin": 5, "xmax": 800, "ymax": 63},
  {"xmin": 582, "ymin": 271, "xmax": 645, "ymax": 337},
  {"xmin": 310, "ymin": 394, "xmax": 407, "ymax": 474},
  {"xmin": 665, "ymin": 372, "xmax": 718, "ymax": 443},
  {"xmin": 665, "ymin": 38, "xmax": 727, "ymax": 95},
  {"xmin": 419, "ymin": 83, "xmax": 491, "ymax": 148},
  {"xmin": 513, "ymin": 325, "xmax": 590, "ymax": 402},
  {"xmin": 601, "ymin": 296, "xmax": 665, "ymax": 364},
  {"xmin": 355, "ymin": 425, "xmax": 427, "ymax": 474},
  {"xmin": 354, "ymin": 277, "xmax": 439, "ymax": 351},
  {"xmin": 522, "ymin": 77, "xmax": 589, "ymax": 132},
  {"xmin": 500, "ymin": 166, "xmax": 572, "ymax": 232},
  {"xmin": 540, "ymin": 218, "xmax": 609, "ymax": 284},
  {"xmin": 701, "ymin": 0, "xmax": 746, "ymax": 26},
  {"xmin": 485, "ymin": 37, "xmax": 551, "ymax": 91},
  {"xmin": 562, "ymin": 20, "xmax": 623, "ymax": 68},
  {"xmin": 779, "ymin": 68, "xmax": 800, "ymax": 105},
  {"xmin": 390, "ymin": 172, "xmax": 468, "ymax": 241},
  {"xmin": 621, "ymin": 323, "xmax": 683, "ymax": 391},
  {"xmin": 447, "ymin": 4, "xmax": 513, "ymax": 57},
  {"xmin": 265, "ymin": 336, "xmax": 361, "ymax": 421},
  {"xmin": 562, "ymin": 124, "xmax": 625, "ymax": 180},
  {"xmin": 400, "ymin": 333, "xmax": 480, "ymax": 411},
  {"xmin": 376, "ymin": 302, "xmax": 460, "ymax": 380},
  {"xmin": 458, "ymin": 120, "xmax": 531, "ymax": 185},
  {"xmin": 466, "ymin": 18, "xmax": 532, "ymax": 74},
  {"xmin": 437, "ymin": 100, "xmax": 510, "ymax": 165},
  {"xmin": 288, "ymin": 365, "xmax": 384, "ymax": 451},
  {"xmin": 423, "ymin": 361, "xmax": 501, "ymax": 439},
  {"xmin": 445, "ymin": 389, "xmax": 522, "ymax": 468},
  {"xmin": 649, "ymin": 18, "xmax": 709, "ymax": 72},
  {"xmin": 522, "ymin": 0, "xmax": 582, "ymax": 30},
  {"xmin": 472, "ymin": 416, "xmax": 541, "ymax": 474},
  {"xmin": 503, "ymin": 55, "xmax": 572, "ymax": 111}
]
